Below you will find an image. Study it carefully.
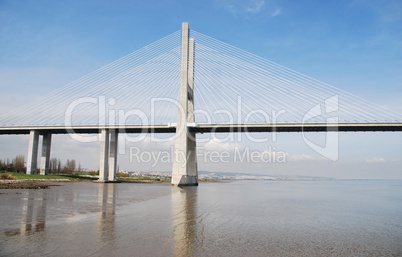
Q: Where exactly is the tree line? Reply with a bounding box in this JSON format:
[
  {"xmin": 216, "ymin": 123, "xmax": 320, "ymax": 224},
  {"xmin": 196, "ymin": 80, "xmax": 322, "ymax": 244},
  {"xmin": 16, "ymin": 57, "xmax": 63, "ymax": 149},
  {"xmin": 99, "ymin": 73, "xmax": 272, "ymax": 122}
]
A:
[{"xmin": 0, "ymin": 155, "xmax": 81, "ymax": 174}]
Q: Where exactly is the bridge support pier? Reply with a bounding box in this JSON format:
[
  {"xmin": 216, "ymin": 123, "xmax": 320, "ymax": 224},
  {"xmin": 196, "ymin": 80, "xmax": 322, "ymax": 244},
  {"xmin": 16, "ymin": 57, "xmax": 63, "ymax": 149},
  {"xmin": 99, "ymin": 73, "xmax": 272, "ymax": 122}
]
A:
[
  {"xmin": 98, "ymin": 129, "xmax": 110, "ymax": 182},
  {"xmin": 26, "ymin": 130, "xmax": 39, "ymax": 174},
  {"xmin": 40, "ymin": 133, "xmax": 52, "ymax": 175},
  {"xmin": 98, "ymin": 129, "xmax": 118, "ymax": 182},
  {"xmin": 108, "ymin": 129, "xmax": 118, "ymax": 181},
  {"xmin": 26, "ymin": 130, "xmax": 52, "ymax": 175},
  {"xmin": 171, "ymin": 22, "xmax": 198, "ymax": 186}
]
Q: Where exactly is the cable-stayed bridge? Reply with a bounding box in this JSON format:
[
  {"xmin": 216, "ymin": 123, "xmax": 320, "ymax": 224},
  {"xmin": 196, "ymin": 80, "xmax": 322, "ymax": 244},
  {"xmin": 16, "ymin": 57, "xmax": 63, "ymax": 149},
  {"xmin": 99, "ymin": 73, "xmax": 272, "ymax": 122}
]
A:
[{"xmin": 1, "ymin": 23, "xmax": 401, "ymax": 185}]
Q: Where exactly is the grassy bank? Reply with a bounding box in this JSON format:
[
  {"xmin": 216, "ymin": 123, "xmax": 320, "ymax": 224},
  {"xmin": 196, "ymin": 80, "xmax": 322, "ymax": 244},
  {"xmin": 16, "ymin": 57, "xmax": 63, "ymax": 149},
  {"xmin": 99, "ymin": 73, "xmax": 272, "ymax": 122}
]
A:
[
  {"xmin": 2, "ymin": 172, "xmax": 97, "ymax": 181},
  {"xmin": 0, "ymin": 180, "xmax": 57, "ymax": 189},
  {"xmin": 0, "ymin": 172, "xmax": 97, "ymax": 189},
  {"xmin": 0, "ymin": 171, "xmax": 169, "ymax": 186}
]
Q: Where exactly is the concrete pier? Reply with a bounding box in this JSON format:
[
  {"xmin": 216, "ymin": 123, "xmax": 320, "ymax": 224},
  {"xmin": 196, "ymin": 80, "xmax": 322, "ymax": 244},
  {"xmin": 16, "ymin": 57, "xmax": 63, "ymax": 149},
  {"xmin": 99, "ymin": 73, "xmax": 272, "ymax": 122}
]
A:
[
  {"xmin": 98, "ymin": 129, "xmax": 110, "ymax": 182},
  {"xmin": 171, "ymin": 22, "xmax": 198, "ymax": 186},
  {"xmin": 40, "ymin": 133, "xmax": 52, "ymax": 175},
  {"xmin": 97, "ymin": 129, "xmax": 119, "ymax": 182},
  {"xmin": 108, "ymin": 130, "xmax": 118, "ymax": 181},
  {"xmin": 26, "ymin": 130, "xmax": 39, "ymax": 174}
]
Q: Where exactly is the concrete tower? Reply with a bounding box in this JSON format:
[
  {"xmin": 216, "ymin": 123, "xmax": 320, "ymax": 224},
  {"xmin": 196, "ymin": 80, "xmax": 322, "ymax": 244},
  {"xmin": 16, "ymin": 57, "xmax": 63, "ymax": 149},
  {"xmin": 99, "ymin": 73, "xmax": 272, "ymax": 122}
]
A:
[{"xmin": 171, "ymin": 22, "xmax": 198, "ymax": 186}]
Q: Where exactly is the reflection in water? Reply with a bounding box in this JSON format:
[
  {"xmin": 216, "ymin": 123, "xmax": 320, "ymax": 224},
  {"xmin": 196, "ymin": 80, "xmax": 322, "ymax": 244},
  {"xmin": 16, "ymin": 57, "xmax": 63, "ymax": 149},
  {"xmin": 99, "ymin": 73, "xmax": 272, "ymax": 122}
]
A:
[
  {"xmin": 20, "ymin": 190, "xmax": 46, "ymax": 237},
  {"xmin": 97, "ymin": 184, "xmax": 117, "ymax": 247},
  {"xmin": 1, "ymin": 181, "xmax": 402, "ymax": 256},
  {"xmin": 171, "ymin": 186, "xmax": 201, "ymax": 257},
  {"xmin": 35, "ymin": 190, "xmax": 47, "ymax": 232}
]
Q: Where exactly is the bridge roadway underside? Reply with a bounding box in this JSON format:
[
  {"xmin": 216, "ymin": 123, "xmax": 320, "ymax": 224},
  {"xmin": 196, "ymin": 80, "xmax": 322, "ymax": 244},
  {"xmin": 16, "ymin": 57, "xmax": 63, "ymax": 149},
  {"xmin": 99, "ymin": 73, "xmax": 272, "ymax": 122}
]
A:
[{"xmin": 0, "ymin": 123, "xmax": 402, "ymax": 135}]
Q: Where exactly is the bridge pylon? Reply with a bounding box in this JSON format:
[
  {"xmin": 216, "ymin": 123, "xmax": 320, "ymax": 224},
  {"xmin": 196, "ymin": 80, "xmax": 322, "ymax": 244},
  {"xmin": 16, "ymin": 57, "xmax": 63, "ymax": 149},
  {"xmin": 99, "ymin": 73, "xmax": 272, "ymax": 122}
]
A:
[
  {"xmin": 171, "ymin": 22, "xmax": 198, "ymax": 186},
  {"xmin": 98, "ymin": 129, "xmax": 118, "ymax": 182}
]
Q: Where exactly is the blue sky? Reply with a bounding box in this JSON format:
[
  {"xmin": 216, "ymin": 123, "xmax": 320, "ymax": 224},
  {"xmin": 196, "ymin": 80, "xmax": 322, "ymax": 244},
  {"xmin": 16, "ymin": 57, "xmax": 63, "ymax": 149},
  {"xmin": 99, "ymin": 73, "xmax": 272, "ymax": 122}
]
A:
[{"xmin": 0, "ymin": 0, "xmax": 401, "ymax": 178}]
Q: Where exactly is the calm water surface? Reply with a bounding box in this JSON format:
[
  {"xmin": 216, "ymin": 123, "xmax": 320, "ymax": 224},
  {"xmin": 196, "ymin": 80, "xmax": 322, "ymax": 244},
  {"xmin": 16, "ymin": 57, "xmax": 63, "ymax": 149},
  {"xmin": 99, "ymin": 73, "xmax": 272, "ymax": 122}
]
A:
[{"xmin": 0, "ymin": 180, "xmax": 401, "ymax": 256}]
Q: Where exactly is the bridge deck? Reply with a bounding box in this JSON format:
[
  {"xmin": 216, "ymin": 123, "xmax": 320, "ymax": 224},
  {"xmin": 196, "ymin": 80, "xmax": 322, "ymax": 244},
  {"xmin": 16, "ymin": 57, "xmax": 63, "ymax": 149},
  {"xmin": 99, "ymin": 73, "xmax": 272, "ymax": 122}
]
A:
[{"xmin": 0, "ymin": 122, "xmax": 401, "ymax": 135}]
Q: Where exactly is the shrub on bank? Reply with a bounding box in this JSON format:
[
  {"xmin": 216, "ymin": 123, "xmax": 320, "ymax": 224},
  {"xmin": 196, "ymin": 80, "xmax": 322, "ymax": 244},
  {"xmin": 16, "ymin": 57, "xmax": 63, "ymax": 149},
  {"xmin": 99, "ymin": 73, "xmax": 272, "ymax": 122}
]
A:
[{"xmin": 0, "ymin": 173, "xmax": 16, "ymax": 180}]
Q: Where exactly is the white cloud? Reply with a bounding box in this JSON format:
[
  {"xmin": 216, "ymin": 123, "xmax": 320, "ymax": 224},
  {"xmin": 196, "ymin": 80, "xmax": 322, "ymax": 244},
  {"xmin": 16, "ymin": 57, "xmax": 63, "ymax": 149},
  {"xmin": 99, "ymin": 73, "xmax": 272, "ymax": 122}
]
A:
[
  {"xmin": 201, "ymin": 138, "xmax": 243, "ymax": 152},
  {"xmin": 286, "ymin": 153, "xmax": 316, "ymax": 162},
  {"xmin": 366, "ymin": 157, "xmax": 386, "ymax": 163},
  {"xmin": 216, "ymin": 0, "xmax": 281, "ymax": 19},
  {"xmin": 270, "ymin": 6, "xmax": 282, "ymax": 17},
  {"xmin": 120, "ymin": 134, "xmax": 175, "ymax": 151},
  {"xmin": 246, "ymin": 0, "xmax": 265, "ymax": 14}
]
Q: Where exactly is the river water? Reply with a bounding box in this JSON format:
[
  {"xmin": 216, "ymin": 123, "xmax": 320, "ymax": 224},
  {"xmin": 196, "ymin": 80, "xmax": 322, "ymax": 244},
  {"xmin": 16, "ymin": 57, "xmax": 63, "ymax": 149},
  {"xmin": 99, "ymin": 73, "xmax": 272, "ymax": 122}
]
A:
[{"xmin": 0, "ymin": 180, "xmax": 401, "ymax": 256}]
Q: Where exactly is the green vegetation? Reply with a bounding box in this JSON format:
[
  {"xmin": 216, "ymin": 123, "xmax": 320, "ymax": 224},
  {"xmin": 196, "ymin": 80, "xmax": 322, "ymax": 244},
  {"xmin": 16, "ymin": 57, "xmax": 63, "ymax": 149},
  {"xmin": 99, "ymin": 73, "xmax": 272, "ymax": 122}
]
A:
[
  {"xmin": 116, "ymin": 172, "xmax": 170, "ymax": 183},
  {"xmin": 0, "ymin": 171, "xmax": 97, "ymax": 189},
  {"xmin": 0, "ymin": 155, "xmax": 84, "ymax": 175},
  {"xmin": 0, "ymin": 155, "xmax": 25, "ymax": 173},
  {"xmin": 2, "ymin": 172, "xmax": 96, "ymax": 181},
  {"xmin": 1, "ymin": 153, "xmax": 170, "ymax": 184},
  {"xmin": 0, "ymin": 171, "xmax": 168, "ymax": 183},
  {"xmin": 73, "ymin": 170, "xmax": 99, "ymax": 176},
  {"xmin": 0, "ymin": 154, "xmax": 98, "ymax": 182}
]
